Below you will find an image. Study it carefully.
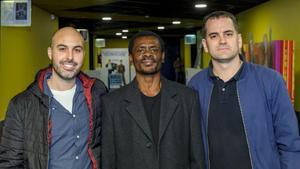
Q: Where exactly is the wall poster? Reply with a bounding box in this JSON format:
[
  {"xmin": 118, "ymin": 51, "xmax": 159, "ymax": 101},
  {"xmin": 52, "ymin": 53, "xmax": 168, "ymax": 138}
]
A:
[{"xmin": 1, "ymin": 0, "xmax": 31, "ymax": 27}]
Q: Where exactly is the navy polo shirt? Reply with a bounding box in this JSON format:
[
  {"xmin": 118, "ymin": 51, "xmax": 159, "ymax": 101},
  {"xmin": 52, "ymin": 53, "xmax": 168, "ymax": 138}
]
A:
[
  {"xmin": 207, "ymin": 62, "xmax": 252, "ymax": 169},
  {"xmin": 44, "ymin": 73, "xmax": 91, "ymax": 169}
]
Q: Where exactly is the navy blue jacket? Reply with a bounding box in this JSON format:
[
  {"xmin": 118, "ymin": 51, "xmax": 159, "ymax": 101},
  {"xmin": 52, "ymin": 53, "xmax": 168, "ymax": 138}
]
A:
[{"xmin": 188, "ymin": 61, "xmax": 300, "ymax": 169}]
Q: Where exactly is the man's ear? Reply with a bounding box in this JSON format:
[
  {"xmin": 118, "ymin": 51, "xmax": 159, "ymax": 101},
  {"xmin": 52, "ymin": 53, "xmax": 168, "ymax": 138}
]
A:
[
  {"xmin": 238, "ymin": 33, "xmax": 243, "ymax": 49},
  {"xmin": 47, "ymin": 47, "xmax": 52, "ymax": 60},
  {"xmin": 129, "ymin": 54, "xmax": 133, "ymax": 64},
  {"xmin": 162, "ymin": 52, "xmax": 165, "ymax": 63},
  {"xmin": 202, "ymin": 39, "xmax": 209, "ymax": 53}
]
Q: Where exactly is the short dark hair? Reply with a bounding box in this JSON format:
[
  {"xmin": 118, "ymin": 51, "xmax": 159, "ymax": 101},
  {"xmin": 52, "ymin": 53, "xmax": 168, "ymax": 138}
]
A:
[
  {"xmin": 128, "ymin": 31, "xmax": 165, "ymax": 54},
  {"xmin": 202, "ymin": 11, "xmax": 239, "ymax": 37}
]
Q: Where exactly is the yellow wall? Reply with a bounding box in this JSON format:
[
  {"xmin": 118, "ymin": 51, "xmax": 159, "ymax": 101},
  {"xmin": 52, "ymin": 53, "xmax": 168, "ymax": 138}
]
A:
[
  {"xmin": 0, "ymin": 6, "xmax": 58, "ymax": 119},
  {"xmin": 180, "ymin": 38, "xmax": 192, "ymax": 69},
  {"xmin": 237, "ymin": 0, "xmax": 300, "ymax": 111},
  {"xmin": 105, "ymin": 39, "xmax": 129, "ymax": 48},
  {"xmin": 202, "ymin": 52, "xmax": 211, "ymax": 68},
  {"xmin": 82, "ymin": 42, "xmax": 90, "ymax": 71},
  {"xmin": 183, "ymin": 44, "xmax": 191, "ymax": 68}
]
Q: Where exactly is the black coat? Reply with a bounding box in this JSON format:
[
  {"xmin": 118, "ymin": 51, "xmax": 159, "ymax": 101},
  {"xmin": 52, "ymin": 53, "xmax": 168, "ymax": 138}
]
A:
[
  {"xmin": 101, "ymin": 77, "xmax": 205, "ymax": 169},
  {"xmin": 0, "ymin": 67, "xmax": 107, "ymax": 169}
]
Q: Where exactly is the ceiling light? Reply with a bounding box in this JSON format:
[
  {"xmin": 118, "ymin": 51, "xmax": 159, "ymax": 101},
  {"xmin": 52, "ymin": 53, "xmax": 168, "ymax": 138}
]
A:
[
  {"xmin": 195, "ymin": 3, "xmax": 207, "ymax": 8},
  {"xmin": 102, "ymin": 17, "xmax": 112, "ymax": 21},
  {"xmin": 95, "ymin": 38, "xmax": 106, "ymax": 48},
  {"xmin": 122, "ymin": 29, "xmax": 129, "ymax": 33},
  {"xmin": 122, "ymin": 36, "xmax": 127, "ymax": 39},
  {"xmin": 172, "ymin": 21, "xmax": 181, "ymax": 25},
  {"xmin": 115, "ymin": 32, "xmax": 122, "ymax": 36},
  {"xmin": 157, "ymin": 26, "xmax": 165, "ymax": 30}
]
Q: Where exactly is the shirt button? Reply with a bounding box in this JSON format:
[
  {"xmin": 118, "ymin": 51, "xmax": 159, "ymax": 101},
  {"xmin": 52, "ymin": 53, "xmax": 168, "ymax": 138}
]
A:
[
  {"xmin": 75, "ymin": 156, "xmax": 79, "ymax": 160},
  {"xmin": 76, "ymin": 135, "xmax": 80, "ymax": 139},
  {"xmin": 52, "ymin": 107, "xmax": 55, "ymax": 110},
  {"xmin": 222, "ymin": 88, "xmax": 226, "ymax": 92},
  {"xmin": 146, "ymin": 142, "xmax": 152, "ymax": 148},
  {"xmin": 73, "ymin": 114, "xmax": 76, "ymax": 118}
]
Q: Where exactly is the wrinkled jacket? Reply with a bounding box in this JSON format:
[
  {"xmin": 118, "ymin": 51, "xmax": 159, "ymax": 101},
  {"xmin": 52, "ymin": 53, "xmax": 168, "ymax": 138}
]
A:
[
  {"xmin": 188, "ymin": 61, "xmax": 300, "ymax": 169},
  {"xmin": 0, "ymin": 67, "xmax": 107, "ymax": 169}
]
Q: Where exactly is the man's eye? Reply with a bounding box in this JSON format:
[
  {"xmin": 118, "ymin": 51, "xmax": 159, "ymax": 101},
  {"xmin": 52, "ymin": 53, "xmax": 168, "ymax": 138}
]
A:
[
  {"xmin": 74, "ymin": 48, "xmax": 82, "ymax": 53},
  {"xmin": 225, "ymin": 32, "xmax": 233, "ymax": 37},
  {"xmin": 209, "ymin": 34, "xmax": 217, "ymax": 39},
  {"xmin": 58, "ymin": 47, "xmax": 66, "ymax": 51},
  {"xmin": 137, "ymin": 48, "xmax": 145, "ymax": 53},
  {"xmin": 150, "ymin": 47, "xmax": 159, "ymax": 53}
]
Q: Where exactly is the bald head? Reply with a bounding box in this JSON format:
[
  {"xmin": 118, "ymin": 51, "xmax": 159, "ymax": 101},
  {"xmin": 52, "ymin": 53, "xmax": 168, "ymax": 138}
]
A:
[
  {"xmin": 47, "ymin": 27, "xmax": 86, "ymax": 84},
  {"xmin": 51, "ymin": 27, "xmax": 84, "ymax": 48}
]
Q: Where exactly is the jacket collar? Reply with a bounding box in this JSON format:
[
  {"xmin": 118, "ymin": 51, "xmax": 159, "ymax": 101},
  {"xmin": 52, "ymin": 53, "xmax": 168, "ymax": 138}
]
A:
[
  {"xmin": 33, "ymin": 65, "xmax": 96, "ymax": 94},
  {"xmin": 124, "ymin": 76, "xmax": 178, "ymax": 144},
  {"xmin": 28, "ymin": 66, "xmax": 96, "ymax": 108}
]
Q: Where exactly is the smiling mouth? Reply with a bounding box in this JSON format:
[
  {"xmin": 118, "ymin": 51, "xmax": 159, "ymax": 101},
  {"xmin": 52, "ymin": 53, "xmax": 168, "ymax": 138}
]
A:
[
  {"xmin": 62, "ymin": 62, "xmax": 77, "ymax": 71},
  {"xmin": 141, "ymin": 59, "xmax": 156, "ymax": 66}
]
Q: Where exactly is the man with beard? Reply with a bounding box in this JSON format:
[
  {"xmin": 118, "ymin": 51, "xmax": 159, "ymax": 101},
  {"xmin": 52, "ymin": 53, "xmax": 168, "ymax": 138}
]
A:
[
  {"xmin": 0, "ymin": 27, "xmax": 107, "ymax": 169},
  {"xmin": 101, "ymin": 31, "xmax": 204, "ymax": 169},
  {"xmin": 188, "ymin": 11, "xmax": 300, "ymax": 169}
]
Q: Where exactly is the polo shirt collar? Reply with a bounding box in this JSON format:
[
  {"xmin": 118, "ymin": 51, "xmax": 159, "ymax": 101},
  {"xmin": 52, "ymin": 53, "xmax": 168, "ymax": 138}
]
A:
[{"xmin": 208, "ymin": 56, "xmax": 244, "ymax": 81}]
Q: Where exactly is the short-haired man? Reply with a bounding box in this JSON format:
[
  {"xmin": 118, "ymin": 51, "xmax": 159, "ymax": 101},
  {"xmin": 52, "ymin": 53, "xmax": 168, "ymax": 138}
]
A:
[
  {"xmin": 0, "ymin": 27, "xmax": 107, "ymax": 169},
  {"xmin": 101, "ymin": 31, "xmax": 204, "ymax": 169},
  {"xmin": 189, "ymin": 11, "xmax": 300, "ymax": 169}
]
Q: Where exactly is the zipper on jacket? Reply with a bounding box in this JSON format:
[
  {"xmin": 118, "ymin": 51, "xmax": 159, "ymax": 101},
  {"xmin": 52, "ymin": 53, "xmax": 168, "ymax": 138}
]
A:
[
  {"xmin": 206, "ymin": 84, "xmax": 214, "ymax": 169},
  {"xmin": 236, "ymin": 83, "xmax": 254, "ymax": 169},
  {"xmin": 46, "ymin": 96, "xmax": 52, "ymax": 169},
  {"xmin": 157, "ymin": 143, "xmax": 160, "ymax": 169}
]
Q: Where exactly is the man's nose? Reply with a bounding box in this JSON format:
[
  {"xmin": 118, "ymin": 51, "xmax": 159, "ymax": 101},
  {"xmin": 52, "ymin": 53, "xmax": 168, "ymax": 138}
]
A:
[
  {"xmin": 219, "ymin": 35, "xmax": 227, "ymax": 44},
  {"xmin": 143, "ymin": 48, "xmax": 153, "ymax": 56},
  {"xmin": 66, "ymin": 49, "xmax": 74, "ymax": 60}
]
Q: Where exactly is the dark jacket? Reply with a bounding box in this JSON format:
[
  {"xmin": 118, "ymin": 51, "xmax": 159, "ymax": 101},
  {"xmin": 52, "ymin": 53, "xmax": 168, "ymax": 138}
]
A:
[
  {"xmin": 101, "ymin": 77, "xmax": 205, "ymax": 169},
  {"xmin": 188, "ymin": 61, "xmax": 300, "ymax": 169},
  {"xmin": 0, "ymin": 67, "xmax": 107, "ymax": 169}
]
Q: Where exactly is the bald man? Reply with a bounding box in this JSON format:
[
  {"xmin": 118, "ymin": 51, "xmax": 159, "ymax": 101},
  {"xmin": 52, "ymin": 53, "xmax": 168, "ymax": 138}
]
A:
[{"xmin": 0, "ymin": 27, "xmax": 107, "ymax": 169}]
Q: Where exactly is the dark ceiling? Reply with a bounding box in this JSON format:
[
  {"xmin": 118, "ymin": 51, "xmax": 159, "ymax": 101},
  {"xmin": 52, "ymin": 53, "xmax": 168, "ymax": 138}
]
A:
[{"xmin": 32, "ymin": 0, "xmax": 269, "ymax": 39}]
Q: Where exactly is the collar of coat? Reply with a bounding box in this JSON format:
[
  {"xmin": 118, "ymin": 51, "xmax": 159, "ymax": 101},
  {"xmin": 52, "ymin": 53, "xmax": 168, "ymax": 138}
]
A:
[{"xmin": 122, "ymin": 76, "xmax": 179, "ymax": 143}]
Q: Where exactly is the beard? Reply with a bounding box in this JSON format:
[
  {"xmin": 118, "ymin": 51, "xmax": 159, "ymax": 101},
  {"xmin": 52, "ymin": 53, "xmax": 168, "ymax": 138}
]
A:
[{"xmin": 52, "ymin": 59, "xmax": 81, "ymax": 81}]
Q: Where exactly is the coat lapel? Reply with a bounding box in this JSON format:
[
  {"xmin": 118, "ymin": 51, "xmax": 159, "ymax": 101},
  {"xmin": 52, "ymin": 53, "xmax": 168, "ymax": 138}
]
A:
[
  {"xmin": 158, "ymin": 78, "xmax": 178, "ymax": 144},
  {"xmin": 125, "ymin": 80, "xmax": 154, "ymax": 142}
]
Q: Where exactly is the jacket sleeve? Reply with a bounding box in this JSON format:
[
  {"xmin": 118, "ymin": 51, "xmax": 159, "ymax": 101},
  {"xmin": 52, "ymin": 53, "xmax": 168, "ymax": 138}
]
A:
[
  {"xmin": 0, "ymin": 98, "xmax": 25, "ymax": 168},
  {"xmin": 101, "ymin": 97, "xmax": 116, "ymax": 169},
  {"xmin": 271, "ymin": 75, "xmax": 300, "ymax": 169},
  {"xmin": 190, "ymin": 91, "xmax": 205, "ymax": 169},
  {"xmin": 91, "ymin": 80, "xmax": 108, "ymax": 169}
]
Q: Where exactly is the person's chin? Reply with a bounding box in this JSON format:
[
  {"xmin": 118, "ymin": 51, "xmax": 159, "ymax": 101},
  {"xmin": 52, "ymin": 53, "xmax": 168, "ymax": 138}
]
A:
[
  {"xmin": 139, "ymin": 69, "xmax": 159, "ymax": 76},
  {"xmin": 62, "ymin": 70, "xmax": 79, "ymax": 79},
  {"xmin": 212, "ymin": 55, "xmax": 234, "ymax": 63},
  {"xmin": 62, "ymin": 75, "xmax": 76, "ymax": 81}
]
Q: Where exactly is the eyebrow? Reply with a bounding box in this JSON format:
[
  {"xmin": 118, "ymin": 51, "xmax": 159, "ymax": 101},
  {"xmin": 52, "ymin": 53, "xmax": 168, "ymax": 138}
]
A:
[
  {"xmin": 224, "ymin": 30, "xmax": 234, "ymax": 34},
  {"xmin": 136, "ymin": 44, "xmax": 159, "ymax": 48},
  {"xmin": 207, "ymin": 32, "xmax": 218, "ymax": 38},
  {"xmin": 207, "ymin": 30, "xmax": 234, "ymax": 36},
  {"xmin": 56, "ymin": 44, "xmax": 83, "ymax": 49},
  {"xmin": 56, "ymin": 44, "xmax": 67, "ymax": 48}
]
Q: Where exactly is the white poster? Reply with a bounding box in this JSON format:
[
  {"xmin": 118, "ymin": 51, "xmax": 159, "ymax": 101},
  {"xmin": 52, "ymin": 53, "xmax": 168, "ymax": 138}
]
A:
[
  {"xmin": 1, "ymin": 0, "xmax": 31, "ymax": 27},
  {"xmin": 101, "ymin": 48, "xmax": 130, "ymax": 90}
]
